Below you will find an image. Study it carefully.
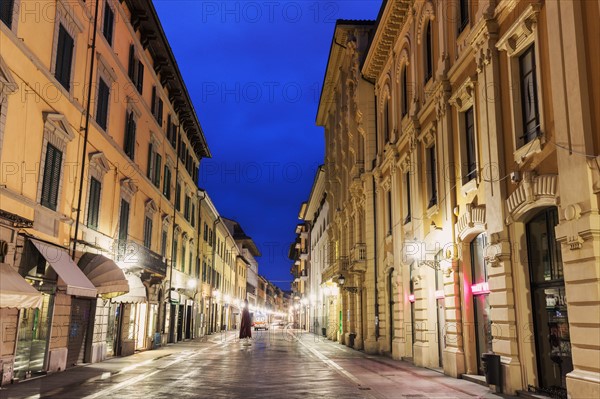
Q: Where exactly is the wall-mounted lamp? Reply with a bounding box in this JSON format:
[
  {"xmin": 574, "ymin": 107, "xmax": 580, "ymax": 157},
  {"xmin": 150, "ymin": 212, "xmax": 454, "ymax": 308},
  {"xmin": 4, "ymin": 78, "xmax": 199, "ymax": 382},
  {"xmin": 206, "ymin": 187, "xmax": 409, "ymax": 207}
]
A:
[
  {"xmin": 337, "ymin": 274, "xmax": 359, "ymax": 294},
  {"xmin": 430, "ymin": 221, "xmax": 442, "ymax": 230}
]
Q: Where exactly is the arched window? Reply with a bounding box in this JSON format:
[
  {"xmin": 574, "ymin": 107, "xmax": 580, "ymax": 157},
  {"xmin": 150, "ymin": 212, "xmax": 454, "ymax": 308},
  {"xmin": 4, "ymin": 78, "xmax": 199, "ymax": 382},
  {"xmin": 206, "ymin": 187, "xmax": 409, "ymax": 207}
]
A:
[
  {"xmin": 401, "ymin": 67, "xmax": 408, "ymax": 117},
  {"xmin": 383, "ymin": 98, "xmax": 391, "ymax": 143},
  {"xmin": 424, "ymin": 21, "xmax": 433, "ymax": 82}
]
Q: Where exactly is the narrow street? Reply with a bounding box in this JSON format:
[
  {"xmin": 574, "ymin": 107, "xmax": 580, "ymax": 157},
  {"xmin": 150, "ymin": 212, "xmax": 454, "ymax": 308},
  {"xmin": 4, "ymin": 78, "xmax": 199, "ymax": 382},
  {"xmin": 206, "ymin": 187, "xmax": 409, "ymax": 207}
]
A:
[{"xmin": 1, "ymin": 329, "xmax": 502, "ymax": 399}]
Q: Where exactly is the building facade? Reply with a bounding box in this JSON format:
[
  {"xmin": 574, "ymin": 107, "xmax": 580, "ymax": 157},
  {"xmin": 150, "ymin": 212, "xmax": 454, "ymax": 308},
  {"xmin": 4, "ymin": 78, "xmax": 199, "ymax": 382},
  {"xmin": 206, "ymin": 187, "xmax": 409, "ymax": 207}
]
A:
[
  {"xmin": 316, "ymin": 1, "xmax": 599, "ymax": 397},
  {"xmin": 0, "ymin": 0, "xmax": 210, "ymax": 381}
]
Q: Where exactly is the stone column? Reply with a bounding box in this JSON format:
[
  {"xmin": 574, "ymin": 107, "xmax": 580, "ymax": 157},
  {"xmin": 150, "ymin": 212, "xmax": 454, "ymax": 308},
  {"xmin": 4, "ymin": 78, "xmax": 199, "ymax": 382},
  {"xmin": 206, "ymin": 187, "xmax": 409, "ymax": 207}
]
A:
[
  {"xmin": 545, "ymin": 1, "xmax": 600, "ymax": 397},
  {"xmin": 363, "ymin": 172, "xmax": 379, "ymax": 353}
]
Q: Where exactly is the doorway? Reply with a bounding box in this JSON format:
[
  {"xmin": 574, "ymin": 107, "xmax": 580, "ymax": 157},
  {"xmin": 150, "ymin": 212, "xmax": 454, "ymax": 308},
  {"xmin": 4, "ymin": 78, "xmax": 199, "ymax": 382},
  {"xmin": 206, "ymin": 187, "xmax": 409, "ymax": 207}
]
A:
[
  {"xmin": 526, "ymin": 208, "xmax": 572, "ymax": 393},
  {"xmin": 66, "ymin": 298, "xmax": 92, "ymax": 367},
  {"xmin": 435, "ymin": 251, "xmax": 445, "ymax": 368},
  {"xmin": 471, "ymin": 234, "xmax": 493, "ymax": 374},
  {"xmin": 388, "ymin": 269, "xmax": 395, "ymax": 352}
]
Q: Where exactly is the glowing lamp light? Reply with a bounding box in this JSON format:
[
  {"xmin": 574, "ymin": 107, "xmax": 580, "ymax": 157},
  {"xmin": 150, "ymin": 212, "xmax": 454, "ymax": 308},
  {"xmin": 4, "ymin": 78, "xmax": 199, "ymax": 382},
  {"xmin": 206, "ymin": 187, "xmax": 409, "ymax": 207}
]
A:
[
  {"xmin": 471, "ymin": 282, "xmax": 490, "ymax": 295},
  {"xmin": 408, "ymin": 294, "xmax": 415, "ymax": 303},
  {"xmin": 435, "ymin": 290, "xmax": 445, "ymax": 299}
]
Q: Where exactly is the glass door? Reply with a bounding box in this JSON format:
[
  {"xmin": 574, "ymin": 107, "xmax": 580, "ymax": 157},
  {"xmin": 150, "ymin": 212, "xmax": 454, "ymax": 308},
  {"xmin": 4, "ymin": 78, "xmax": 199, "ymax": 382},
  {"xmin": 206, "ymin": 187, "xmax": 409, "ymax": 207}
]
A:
[
  {"xmin": 526, "ymin": 208, "xmax": 572, "ymax": 393},
  {"xmin": 471, "ymin": 234, "xmax": 493, "ymax": 374}
]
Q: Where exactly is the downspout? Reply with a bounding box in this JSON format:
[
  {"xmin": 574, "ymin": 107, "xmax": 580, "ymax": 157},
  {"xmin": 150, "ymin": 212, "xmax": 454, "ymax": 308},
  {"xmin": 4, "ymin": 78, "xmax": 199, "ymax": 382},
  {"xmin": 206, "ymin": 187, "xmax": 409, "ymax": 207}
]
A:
[{"xmin": 71, "ymin": 0, "xmax": 101, "ymax": 260}]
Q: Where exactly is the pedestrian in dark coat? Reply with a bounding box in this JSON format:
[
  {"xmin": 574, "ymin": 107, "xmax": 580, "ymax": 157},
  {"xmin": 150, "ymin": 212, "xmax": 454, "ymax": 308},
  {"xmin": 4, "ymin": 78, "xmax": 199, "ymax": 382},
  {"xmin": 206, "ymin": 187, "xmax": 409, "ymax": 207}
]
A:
[{"xmin": 239, "ymin": 299, "xmax": 252, "ymax": 340}]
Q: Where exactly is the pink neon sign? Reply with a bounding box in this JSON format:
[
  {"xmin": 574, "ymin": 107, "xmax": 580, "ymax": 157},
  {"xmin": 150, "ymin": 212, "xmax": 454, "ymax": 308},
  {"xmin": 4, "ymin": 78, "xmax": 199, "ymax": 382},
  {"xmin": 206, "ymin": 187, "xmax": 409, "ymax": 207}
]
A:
[
  {"xmin": 408, "ymin": 294, "xmax": 415, "ymax": 303},
  {"xmin": 471, "ymin": 282, "xmax": 490, "ymax": 295},
  {"xmin": 435, "ymin": 290, "xmax": 445, "ymax": 299}
]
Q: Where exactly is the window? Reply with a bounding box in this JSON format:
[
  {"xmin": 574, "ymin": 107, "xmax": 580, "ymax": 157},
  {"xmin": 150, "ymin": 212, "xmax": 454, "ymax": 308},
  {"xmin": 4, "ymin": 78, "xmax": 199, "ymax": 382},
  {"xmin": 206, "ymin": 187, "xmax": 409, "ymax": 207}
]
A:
[
  {"xmin": 118, "ymin": 199, "xmax": 130, "ymax": 241},
  {"xmin": 124, "ymin": 111, "xmax": 136, "ymax": 159},
  {"xmin": 175, "ymin": 181, "xmax": 181, "ymax": 211},
  {"xmin": 161, "ymin": 229, "xmax": 168, "ymax": 257},
  {"xmin": 151, "ymin": 86, "xmax": 164, "ymax": 125},
  {"xmin": 96, "ymin": 78, "xmax": 110, "ymax": 130},
  {"xmin": 424, "ymin": 21, "xmax": 433, "ymax": 83},
  {"xmin": 191, "ymin": 204, "xmax": 196, "ymax": 227},
  {"xmin": 0, "ymin": 0, "xmax": 14, "ymax": 29},
  {"xmin": 163, "ymin": 166, "xmax": 171, "ymax": 199},
  {"xmin": 172, "ymin": 237, "xmax": 178, "ymax": 269},
  {"xmin": 458, "ymin": 0, "xmax": 469, "ymax": 33},
  {"xmin": 147, "ymin": 143, "xmax": 162, "ymax": 187},
  {"xmin": 208, "ymin": 229, "xmax": 213, "ymax": 247},
  {"xmin": 464, "ymin": 107, "xmax": 477, "ymax": 183},
  {"xmin": 383, "ymin": 99, "xmax": 391, "ymax": 143},
  {"xmin": 102, "ymin": 1, "xmax": 114, "ymax": 45},
  {"xmin": 55, "ymin": 24, "xmax": 74, "ymax": 91},
  {"xmin": 203, "ymin": 223, "xmax": 208, "ymax": 241},
  {"xmin": 128, "ymin": 45, "xmax": 144, "ymax": 94},
  {"xmin": 143, "ymin": 216, "xmax": 152, "ymax": 248},
  {"xmin": 87, "ymin": 177, "xmax": 101, "ymax": 229},
  {"xmin": 401, "ymin": 67, "xmax": 408, "ymax": 117},
  {"xmin": 181, "ymin": 241, "xmax": 186, "ymax": 271},
  {"xmin": 519, "ymin": 45, "xmax": 540, "ymax": 146},
  {"xmin": 403, "ymin": 172, "xmax": 411, "ymax": 224},
  {"xmin": 387, "ymin": 191, "xmax": 393, "ymax": 236},
  {"xmin": 427, "ymin": 146, "xmax": 437, "ymax": 208},
  {"xmin": 184, "ymin": 195, "xmax": 190, "ymax": 220},
  {"xmin": 169, "ymin": 119, "xmax": 177, "ymax": 149},
  {"xmin": 41, "ymin": 143, "xmax": 63, "ymax": 211}
]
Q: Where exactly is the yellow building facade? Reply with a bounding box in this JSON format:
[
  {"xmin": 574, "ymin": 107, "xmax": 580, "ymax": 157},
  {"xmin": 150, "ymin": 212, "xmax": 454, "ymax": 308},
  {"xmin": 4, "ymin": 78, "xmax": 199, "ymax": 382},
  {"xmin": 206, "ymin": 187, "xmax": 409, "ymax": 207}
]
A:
[
  {"xmin": 318, "ymin": 1, "xmax": 599, "ymax": 397},
  {"xmin": 0, "ymin": 0, "xmax": 209, "ymax": 381}
]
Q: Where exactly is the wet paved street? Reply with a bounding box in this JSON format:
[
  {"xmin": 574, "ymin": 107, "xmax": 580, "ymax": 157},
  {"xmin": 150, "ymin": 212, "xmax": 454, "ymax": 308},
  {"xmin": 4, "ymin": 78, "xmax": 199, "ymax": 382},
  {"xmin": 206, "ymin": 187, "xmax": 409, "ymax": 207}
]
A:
[{"xmin": 0, "ymin": 329, "xmax": 505, "ymax": 399}]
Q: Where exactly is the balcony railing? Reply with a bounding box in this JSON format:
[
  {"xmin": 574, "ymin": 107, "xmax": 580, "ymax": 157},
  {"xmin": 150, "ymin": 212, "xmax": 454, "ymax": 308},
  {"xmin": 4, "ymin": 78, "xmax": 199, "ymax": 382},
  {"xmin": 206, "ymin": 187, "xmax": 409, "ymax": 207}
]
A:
[
  {"xmin": 113, "ymin": 239, "xmax": 167, "ymax": 276},
  {"xmin": 350, "ymin": 243, "xmax": 367, "ymax": 272}
]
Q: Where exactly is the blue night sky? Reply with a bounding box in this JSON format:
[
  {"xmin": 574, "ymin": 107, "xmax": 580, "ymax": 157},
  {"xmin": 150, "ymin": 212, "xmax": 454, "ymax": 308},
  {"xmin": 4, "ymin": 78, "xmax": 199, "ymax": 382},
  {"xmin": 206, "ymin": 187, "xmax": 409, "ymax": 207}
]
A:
[{"xmin": 154, "ymin": 1, "xmax": 382, "ymax": 290}]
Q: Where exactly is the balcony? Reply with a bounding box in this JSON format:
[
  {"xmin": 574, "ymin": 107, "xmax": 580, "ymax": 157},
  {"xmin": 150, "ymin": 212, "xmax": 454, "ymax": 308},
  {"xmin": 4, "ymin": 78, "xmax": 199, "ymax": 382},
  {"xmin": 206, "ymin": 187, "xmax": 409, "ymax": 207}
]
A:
[
  {"xmin": 339, "ymin": 256, "xmax": 350, "ymax": 272},
  {"xmin": 113, "ymin": 239, "xmax": 167, "ymax": 277},
  {"xmin": 350, "ymin": 243, "xmax": 367, "ymax": 272}
]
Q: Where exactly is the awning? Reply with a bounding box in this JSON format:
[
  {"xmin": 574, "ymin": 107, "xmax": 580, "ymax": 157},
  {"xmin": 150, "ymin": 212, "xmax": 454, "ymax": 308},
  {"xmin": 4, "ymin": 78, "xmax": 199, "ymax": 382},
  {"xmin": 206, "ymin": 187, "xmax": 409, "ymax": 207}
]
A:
[
  {"xmin": 77, "ymin": 253, "xmax": 129, "ymax": 299},
  {"xmin": 0, "ymin": 263, "xmax": 43, "ymax": 309},
  {"xmin": 30, "ymin": 239, "xmax": 97, "ymax": 298},
  {"xmin": 112, "ymin": 274, "xmax": 146, "ymax": 304}
]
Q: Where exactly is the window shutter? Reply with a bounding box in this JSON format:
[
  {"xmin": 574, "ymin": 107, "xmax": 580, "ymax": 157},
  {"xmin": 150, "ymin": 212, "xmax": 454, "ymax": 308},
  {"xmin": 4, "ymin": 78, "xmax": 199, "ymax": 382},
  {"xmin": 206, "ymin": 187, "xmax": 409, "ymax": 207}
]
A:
[
  {"xmin": 157, "ymin": 98, "xmax": 163, "ymax": 125},
  {"xmin": 0, "ymin": 0, "xmax": 15, "ymax": 29},
  {"xmin": 128, "ymin": 44, "xmax": 135, "ymax": 79},
  {"xmin": 147, "ymin": 143, "xmax": 154, "ymax": 179},
  {"xmin": 87, "ymin": 177, "xmax": 101, "ymax": 229},
  {"xmin": 129, "ymin": 117, "xmax": 136, "ymax": 159},
  {"xmin": 151, "ymin": 86, "xmax": 156, "ymax": 116},
  {"xmin": 103, "ymin": 4, "xmax": 114, "ymax": 45},
  {"xmin": 41, "ymin": 144, "xmax": 62, "ymax": 211},
  {"xmin": 137, "ymin": 61, "xmax": 144, "ymax": 93},
  {"xmin": 96, "ymin": 78, "xmax": 109, "ymax": 130},
  {"xmin": 56, "ymin": 25, "xmax": 74, "ymax": 91},
  {"xmin": 119, "ymin": 199, "xmax": 129, "ymax": 241},
  {"xmin": 154, "ymin": 153, "xmax": 162, "ymax": 187}
]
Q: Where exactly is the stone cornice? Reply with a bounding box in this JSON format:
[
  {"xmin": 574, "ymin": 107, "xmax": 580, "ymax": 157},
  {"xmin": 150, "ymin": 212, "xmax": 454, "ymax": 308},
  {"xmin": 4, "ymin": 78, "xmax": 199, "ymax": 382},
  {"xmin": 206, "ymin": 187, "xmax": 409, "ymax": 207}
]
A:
[{"xmin": 362, "ymin": 0, "xmax": 413, "ymax": 81}]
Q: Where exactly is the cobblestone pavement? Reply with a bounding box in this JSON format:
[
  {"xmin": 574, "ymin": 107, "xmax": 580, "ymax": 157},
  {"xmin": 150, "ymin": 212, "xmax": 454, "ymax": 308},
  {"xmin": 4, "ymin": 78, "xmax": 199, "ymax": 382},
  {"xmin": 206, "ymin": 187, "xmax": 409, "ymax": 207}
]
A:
[{"xmin": 0, "ymin": 329, "xmax": 508, "ymax": 399}]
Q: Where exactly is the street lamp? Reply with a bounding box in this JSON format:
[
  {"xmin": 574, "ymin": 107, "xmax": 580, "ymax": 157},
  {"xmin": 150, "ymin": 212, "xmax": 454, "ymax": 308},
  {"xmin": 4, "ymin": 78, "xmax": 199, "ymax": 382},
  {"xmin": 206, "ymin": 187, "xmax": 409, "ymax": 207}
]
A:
[{"xmin": 337, "ymin": 274, "xmax": 359, "ymax": 294}]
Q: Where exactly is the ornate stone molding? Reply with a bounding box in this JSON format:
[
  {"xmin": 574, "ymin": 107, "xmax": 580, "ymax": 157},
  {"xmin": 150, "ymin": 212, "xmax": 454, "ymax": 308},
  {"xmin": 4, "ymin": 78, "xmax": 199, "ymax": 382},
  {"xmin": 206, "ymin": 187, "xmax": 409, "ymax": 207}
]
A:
[
  {"xmin": 416, "ymin": 0, "xmax": 435, "ymax": 45},
  {"xmin": 88, "ymin": 152, "xmax": 111, "ymax": 177},
  {"xmin": 456, "ymin": 203, "xmax": 486, "ymax": 242},
  {"xmin": 587, "ymin": 155, "xmax": 600, "ymax": 194},
  {"xmin": 161, "ymin": 213, "xmax": 172, "ymax": 228},
  {"xmin": 418, "ymin": 123, "xmax": 436, "ymax": 147},
  {"xmin": 496, "ymin": 3, "xmax": 541, "ymax": 57},
  {"xmin": 449, "ymin": 77, "xmax": 476, "ymax": 112},
  {"xmin": 120, "ymin": 178, "xmax": 138, "ymax": 200},
  {"xmin": 145, "ymin": 199, "xmax": 158, "ymax": 217},
  {"xmin": 506, "ymin": 172, "xmax": 558, "ymax": 224}
]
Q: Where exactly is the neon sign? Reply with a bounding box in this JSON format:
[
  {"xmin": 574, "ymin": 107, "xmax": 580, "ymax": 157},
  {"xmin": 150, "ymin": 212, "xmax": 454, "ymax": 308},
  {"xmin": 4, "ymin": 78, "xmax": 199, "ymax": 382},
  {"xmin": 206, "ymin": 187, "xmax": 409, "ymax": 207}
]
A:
[
  {"xmin": 408, "ymin": 294, "xmax": 415, "ymax": 303},
  {"xmin": 435, "ymin": 290, "xmax": 445, "ymax": 299},
  {"xmin": 471, "ymin": 282, "xmax": 490, "ymax": 295}
]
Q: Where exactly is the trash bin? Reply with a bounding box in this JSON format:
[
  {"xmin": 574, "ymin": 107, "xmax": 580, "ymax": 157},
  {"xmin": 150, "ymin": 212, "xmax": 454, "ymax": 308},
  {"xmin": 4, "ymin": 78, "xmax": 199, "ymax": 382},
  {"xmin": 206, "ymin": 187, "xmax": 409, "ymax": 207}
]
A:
[
  {"xmin": 481, "ymin": 353, "xmax": 501, "ymax": 386},
  {"xmin": 348, "ymin": 333, "xmax": 357, "ymax": 348},
  {"xmin": 322, "ymin": 327, "xmax": 326, "ymax": 337}
]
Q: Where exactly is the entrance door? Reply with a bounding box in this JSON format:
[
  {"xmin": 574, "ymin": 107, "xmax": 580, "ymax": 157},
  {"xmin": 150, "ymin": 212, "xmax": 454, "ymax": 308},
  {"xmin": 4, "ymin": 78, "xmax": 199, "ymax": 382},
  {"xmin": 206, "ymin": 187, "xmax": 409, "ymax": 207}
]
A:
[
  {"xmin": 177, "ymin": 305, "xmax": 184, "ymax": 341},
  {"xmin": 526, "ymin": 208, "xmax": 573, "ymax": 393},
  {"xmin": 67, "ymin": 298, "xmax": 92, "ymax": 367},
  {"xmin": 185, "ymin": 305, "xmax": 192, "ymax": 339},
  {"xmin": 13, "ymin": 293, "xmax": 53, "ymax": 379},
  {"xmin": 435, "ymin": 252, "xmax": 445, "ymax": 368},
  {"xmin": 388, "ymin": 269, "xmax": 395, "ymax": 352},
  {"xmin": 471, "ymin": 234, "xmax": 493, "ymax": 374}
]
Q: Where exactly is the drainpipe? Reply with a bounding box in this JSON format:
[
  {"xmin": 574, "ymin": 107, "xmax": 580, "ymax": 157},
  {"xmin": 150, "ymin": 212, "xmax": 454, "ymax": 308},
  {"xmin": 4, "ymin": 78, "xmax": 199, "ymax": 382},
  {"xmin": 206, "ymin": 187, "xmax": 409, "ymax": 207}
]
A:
[{"xmin": 71, "ymin": 0, "xmax": 101, "ymax": 260}]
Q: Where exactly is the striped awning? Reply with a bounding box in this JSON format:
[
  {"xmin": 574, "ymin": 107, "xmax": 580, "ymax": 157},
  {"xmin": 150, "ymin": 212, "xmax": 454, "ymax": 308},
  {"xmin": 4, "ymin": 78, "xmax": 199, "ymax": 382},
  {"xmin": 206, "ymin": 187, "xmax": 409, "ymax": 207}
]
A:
[
  {"xmin": 112, "ymin": 274, "xmax": 146, "ymax": 304},
  {"xmin": 0, "ymin": 263, "xmax": 43, "ymax": 309},
  {"xmin": 30, "ymin": 239, "xmax": 97, "ymax": 298},
  {"xmin": 77, "ymin": 253, "xmax": 129, "ymax": 299}
]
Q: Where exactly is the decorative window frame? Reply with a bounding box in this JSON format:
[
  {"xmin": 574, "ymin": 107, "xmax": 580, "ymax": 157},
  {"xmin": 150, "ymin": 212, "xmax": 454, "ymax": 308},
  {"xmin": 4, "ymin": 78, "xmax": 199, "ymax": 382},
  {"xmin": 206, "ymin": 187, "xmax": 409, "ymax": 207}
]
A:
[
  {"xmin": 395, "ymin": 45, "xmax": 411, "ymax": 128},
  {"xmin": 399, "ymin": 154, "xmax": 413, "ymax": 231},
  {"xmin": 378, "ymin": 80, "xmax": 394, "ymax": 149},
  {"xmin": 50, "ymin": 0, "xmax": 84, "ymax": 93},
  {"xmin": 0, "ymin": 55, "xmax": 17, "ymax": 157},
  {"xmin": 37, "ymin": 113, "xmax": 76, "ymax": 211},
  {"xmin": 449, "ymin": 77, "xmax": 480, "ymax": 196},
  {"xmin": 95, "ymin": 52, "xmax": 117, "ymax": 133},
  {"xmin": 0, "ymin": 0, "xmax": 21, "ymax": 34},
  {"xmin": 85, "ymin": 151, "xmax": 110, "ymax": 229},
  {"xmin": 417, "ymin": 1, "xmax": 436, "ymax": 89},
  {"xmin": 418, "ymin": 123, "xmax": 439, "ymax": 217},
  {"xmin": 496, "ymin": 3, "xmax": 545, "ymax": 165}
]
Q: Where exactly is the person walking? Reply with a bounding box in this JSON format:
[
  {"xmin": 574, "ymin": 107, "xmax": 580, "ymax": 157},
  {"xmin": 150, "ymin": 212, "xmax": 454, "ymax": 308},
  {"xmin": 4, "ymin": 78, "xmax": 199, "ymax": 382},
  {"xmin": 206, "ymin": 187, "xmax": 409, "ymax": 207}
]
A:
[{"xmin": 239, "ymin": 299, "xmax": 252, "ymax": 344}]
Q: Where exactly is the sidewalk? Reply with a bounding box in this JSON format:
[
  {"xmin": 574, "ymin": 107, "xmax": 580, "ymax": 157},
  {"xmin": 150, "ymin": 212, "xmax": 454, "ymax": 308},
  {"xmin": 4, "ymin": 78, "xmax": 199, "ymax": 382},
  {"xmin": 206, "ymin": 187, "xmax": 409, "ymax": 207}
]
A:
[{"xmin": 0, "ymin": 332, "xmax": 236, "ymax": 399}]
